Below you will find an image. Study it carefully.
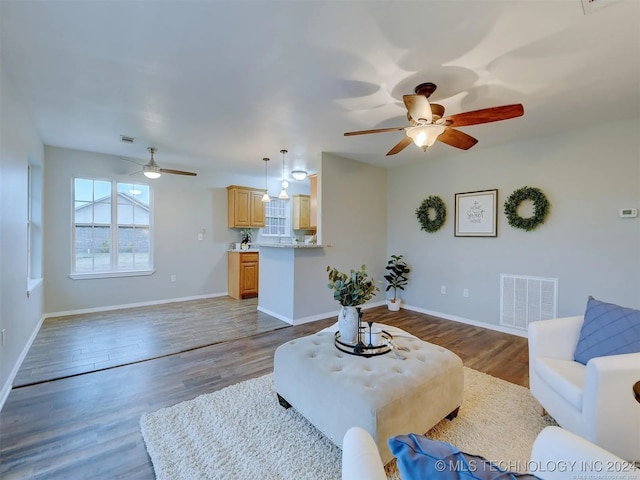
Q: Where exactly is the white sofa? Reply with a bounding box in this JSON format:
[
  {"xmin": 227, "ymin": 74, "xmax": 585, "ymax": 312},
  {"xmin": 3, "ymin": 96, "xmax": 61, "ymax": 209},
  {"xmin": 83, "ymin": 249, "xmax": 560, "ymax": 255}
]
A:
[
  {"xmin": 341, "ymin": 426, "xmax": 639, "ymax": 480},
  {"xmin": 528, "ymin": 315, "xmax": 640, "ymax": 461}
]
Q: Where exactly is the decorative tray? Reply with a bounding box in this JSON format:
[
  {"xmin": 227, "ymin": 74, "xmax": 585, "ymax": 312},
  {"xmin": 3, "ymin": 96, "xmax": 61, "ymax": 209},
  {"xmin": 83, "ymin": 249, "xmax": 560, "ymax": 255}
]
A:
[{"xmin": 334, "ymin": 328, "xmax": 393, "ymax": 357}]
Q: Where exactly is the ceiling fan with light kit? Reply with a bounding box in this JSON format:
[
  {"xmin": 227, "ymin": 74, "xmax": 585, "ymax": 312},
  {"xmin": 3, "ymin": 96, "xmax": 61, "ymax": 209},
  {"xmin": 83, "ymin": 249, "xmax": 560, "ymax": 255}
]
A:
[
  {"xmin": 122, "ymin": 147, "xmax": 197, "ymax": 179},
  {"xmin": 344, "ymin": 82, "xmax": 524, "ymax": 156}
]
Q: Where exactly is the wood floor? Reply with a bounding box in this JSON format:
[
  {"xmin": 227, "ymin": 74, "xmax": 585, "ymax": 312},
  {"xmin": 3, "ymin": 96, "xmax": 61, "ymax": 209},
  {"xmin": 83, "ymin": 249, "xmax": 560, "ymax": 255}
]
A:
[{"xmin": 0, "ymin": 298, "xmax": 529, "ymax": 480}]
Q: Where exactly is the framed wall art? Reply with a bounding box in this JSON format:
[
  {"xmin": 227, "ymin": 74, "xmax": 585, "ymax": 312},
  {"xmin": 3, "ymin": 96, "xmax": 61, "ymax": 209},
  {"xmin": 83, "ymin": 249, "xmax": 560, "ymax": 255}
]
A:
[{"xmin": 454, "ymin": 189, "xmax": 498, "ymax": 237}]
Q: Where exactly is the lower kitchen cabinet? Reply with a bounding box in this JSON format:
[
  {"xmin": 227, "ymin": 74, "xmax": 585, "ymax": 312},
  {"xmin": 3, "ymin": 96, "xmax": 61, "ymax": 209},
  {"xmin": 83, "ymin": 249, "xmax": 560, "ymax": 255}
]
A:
[{"xmin": 228, "ymin": 251, "xmax": 259, "ymax": 299}]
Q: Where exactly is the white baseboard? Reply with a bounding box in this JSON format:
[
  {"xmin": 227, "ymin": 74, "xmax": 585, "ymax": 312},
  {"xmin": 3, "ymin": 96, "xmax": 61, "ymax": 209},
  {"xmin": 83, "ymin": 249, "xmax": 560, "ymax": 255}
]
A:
[
  {"xmin": 257, "ymin": 300, "xmax": 388, "ymax": 327},
  {"xmin": 402, "ymin": 304, "xmax": 528, "ymax": 338},
  {"xmin": 0, "ymin": 315, "xmax": 45, "ymax": 412},
  {"xmin": 43, "ymin": 292, "xmax": 229, "ymax": 319}
]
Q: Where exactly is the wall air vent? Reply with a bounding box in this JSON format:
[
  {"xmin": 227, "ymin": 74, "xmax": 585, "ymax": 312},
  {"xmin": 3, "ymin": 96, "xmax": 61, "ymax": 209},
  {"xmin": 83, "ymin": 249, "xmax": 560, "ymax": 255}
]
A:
[
  {"xmin": 500, "ymin": 274, "xmax": 558, "ymax": 330},
  {"xmin": 120, "ymin": 135, "xmax": 135, "ymax": 144},
  {"xmin": 581, "ymin": 0, "xmax": 619, "ymax": 15}
]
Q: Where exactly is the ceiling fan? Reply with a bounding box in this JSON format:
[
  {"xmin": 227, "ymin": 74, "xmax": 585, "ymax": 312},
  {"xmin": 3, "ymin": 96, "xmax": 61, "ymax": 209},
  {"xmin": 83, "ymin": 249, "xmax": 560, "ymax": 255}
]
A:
[
  {"xmin": 344, "ymin": 82, "xmax": 524, "ymax": 156},
  {"xmin": 123, "ymin": 147, "xmax": 197, "ymax": 179}
]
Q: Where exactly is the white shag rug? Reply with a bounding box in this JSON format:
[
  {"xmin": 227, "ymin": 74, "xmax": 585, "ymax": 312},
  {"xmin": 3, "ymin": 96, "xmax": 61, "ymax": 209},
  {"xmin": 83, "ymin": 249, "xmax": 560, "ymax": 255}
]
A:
[{"xmin": 140, "ymin": 368, "xmax": 555, "ymax": 480}]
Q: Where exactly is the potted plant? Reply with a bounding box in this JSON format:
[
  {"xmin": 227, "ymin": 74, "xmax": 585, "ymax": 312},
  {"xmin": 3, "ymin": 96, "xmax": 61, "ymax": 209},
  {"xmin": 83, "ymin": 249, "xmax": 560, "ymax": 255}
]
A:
[
  {"xmin": 384, "ymin": 254, "xmax": 410, "ymax": 311},
  {"xmin": 240, "ymin": 229, "xmax": 253, "ymax": 249},
  {"xmin": 327, "ymin": 264, "xmax": 379, "ymax": 343}
]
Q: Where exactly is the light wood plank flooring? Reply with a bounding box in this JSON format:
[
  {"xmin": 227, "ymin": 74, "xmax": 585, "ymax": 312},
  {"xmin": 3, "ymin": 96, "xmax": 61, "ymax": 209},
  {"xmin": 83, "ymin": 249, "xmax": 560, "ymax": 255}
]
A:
[{"xmin": 0, "ymin": 299, "xmax": 529, "ymax": 480}]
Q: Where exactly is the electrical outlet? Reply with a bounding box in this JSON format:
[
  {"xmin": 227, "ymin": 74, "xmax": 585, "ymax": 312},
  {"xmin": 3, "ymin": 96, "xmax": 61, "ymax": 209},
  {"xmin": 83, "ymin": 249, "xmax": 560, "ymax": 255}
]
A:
[
  {"xmin": 440, "ymin": 285, "xmax": 446, "ymax": 295},
  {"xmin": 463, "ymin": 288, "xmax": 469, "ymax": 298},
  {"xmin": 171, "ymin": 274, "xmax": 177, "ymax": 282}
]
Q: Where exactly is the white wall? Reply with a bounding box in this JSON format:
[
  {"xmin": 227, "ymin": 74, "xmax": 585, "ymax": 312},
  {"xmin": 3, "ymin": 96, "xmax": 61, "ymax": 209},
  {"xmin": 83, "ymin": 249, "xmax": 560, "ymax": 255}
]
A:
[
  {"xmin": 0, "ymin": 65, "xmax": 45, "ymax": 405},
  {"xmin": 42, "ymin": 146, "xmax": 309, "ymax": 314},
  {"xmin": 388, "ymin": 119, "xmax": 640, "ymax": 327}
]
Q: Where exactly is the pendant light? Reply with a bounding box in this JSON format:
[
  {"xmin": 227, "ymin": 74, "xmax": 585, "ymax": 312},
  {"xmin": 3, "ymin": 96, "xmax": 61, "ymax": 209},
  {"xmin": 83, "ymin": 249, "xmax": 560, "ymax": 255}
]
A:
[
  {"xmin": 261, "ymin": 157, "xmax": 271, "ymax": 203},
  {"xmin": 278, "ymin": 149, "xmax": 289, "ymax": 200}
]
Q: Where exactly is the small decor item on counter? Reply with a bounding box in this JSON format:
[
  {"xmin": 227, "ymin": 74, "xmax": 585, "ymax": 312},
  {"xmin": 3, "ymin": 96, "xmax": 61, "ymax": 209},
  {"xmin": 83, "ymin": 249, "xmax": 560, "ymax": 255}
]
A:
[
  {"xmin": 327, "ymin": 264, "xmax": 380, "ymax": 344},
  {"xmin": 240, "ymin": 229, "xmax": 253, "ymax": 249},
  {"xmin": 384, "ymin": 254, "xmax": 410, "ymax": 311}
]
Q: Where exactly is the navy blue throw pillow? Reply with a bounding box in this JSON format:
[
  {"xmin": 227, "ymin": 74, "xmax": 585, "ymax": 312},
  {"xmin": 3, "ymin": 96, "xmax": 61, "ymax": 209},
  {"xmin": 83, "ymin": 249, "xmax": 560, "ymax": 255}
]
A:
[{"xmin": 389, "ymin": 433, "xmax": 542, "ymax": 480}]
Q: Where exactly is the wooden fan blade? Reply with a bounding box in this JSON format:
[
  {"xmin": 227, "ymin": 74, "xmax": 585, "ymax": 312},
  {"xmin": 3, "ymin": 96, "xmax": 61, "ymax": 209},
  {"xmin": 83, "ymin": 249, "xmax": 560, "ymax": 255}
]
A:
[
  {"xmin": 437, "ymin": 128, "xmax": 478, "ymax": 150},
  {"xmin": 403, "ymin": 94, "xmax": 432, "ymax": 123},
  {"xmin": 344, "ymin": 126, "xmax": 407, "ymax": 136},
  {"xmin": 386, "ymin": 136, "xmax": 413, "ymax": 156},
  {"xmin": 159, "ymin": 168, "xmax": 197, "ymax": 176},
  {"xmin": 431, "ymin": 103, "xmax": 445, "ymax": 118},
  {"xmin": 445, "ymin": 104, "xmax": 524, "ymax": 127}
]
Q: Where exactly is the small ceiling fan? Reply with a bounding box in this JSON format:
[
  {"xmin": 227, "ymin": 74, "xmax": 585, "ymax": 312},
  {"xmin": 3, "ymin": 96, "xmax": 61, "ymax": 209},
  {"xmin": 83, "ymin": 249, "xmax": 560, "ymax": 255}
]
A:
[
  {"xmin": 123, "ymin": 147, "xmax": 197, "ymax": 179},
  {"xmin": 344, "ymin": 82, "xmax": 524, "ymax": 156}
]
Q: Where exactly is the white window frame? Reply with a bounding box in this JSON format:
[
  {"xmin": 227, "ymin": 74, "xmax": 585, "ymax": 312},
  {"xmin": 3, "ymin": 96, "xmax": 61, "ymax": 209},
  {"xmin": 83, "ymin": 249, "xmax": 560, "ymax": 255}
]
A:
[
  {"xmin": 70, "ymin": 177, "xmax": 154, "ymax": 279},
  {"xmin": 27, "ymin": 163, "xmax": 43, "ymax": 296},
  {"xmin": 263, "ymin": 197, "xmax": 291, "ymax": 237}
]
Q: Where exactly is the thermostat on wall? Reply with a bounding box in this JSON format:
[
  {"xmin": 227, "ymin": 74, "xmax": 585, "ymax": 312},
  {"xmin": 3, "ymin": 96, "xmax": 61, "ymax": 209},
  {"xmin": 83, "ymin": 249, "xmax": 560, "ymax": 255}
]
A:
[{"xmin": 619, "ymin": 208, "xmax": 638, "ymax": 218}]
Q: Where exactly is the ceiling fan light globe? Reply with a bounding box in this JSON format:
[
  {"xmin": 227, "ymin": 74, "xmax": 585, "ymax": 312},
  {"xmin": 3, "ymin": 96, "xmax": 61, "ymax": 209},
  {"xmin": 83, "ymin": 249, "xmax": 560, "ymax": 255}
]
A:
[
  {"xmin": 406, "ymin": 124, "xmax": 445, "ymax": 149},
  {"xmin": 143, "ymin": 170, "xmax": 161, "ymax": 179},
  {"xmin": 291, "ymin": 170, "xmax": 307, "ymax": 181}
]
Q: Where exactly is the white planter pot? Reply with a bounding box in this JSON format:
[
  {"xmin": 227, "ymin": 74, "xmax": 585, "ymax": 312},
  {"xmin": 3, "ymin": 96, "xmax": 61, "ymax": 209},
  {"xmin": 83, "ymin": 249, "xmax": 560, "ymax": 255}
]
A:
[
  {"xmin": 338, "ymin": 306, "xmax": 359, "ymax": 344},
  {"xmin": 387, "ymin": 299, "xmax": 401, "ymax": 311}
]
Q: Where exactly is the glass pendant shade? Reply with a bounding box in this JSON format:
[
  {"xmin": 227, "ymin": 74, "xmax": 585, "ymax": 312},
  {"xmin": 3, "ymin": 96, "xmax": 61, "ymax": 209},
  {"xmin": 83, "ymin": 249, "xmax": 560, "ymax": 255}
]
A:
[
  {"xmin": 406, "ymin": 124, "xmax": 445, "ymax": 149},
  {"xmin": 279, "ymin": 149, "xmax": 288, "ymax": 199},
  {"xmin": 291, "ymin": 170, "xmax": 307, "ymax": 181},
  {"xmin": 261, "ymin": 157, "xmax": 271, "ymax": 203}
]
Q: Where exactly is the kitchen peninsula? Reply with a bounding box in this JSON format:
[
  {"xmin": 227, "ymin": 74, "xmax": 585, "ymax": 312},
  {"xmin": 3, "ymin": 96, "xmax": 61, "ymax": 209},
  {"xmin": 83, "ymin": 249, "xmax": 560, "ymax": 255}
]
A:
[{"xmin": 257, "ymin": 243, "xmax": 331, "ymax": 324}]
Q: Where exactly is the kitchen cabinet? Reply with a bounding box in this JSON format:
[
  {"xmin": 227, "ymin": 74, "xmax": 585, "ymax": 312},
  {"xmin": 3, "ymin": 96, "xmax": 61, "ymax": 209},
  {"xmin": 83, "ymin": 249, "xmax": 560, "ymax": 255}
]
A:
[
  {"xmin": 228, "ymin": 251, "xmax": 259, "ymax": 299},
  {"xmin": 227, "ymin": 185, "xmax": 266, "ymax": 228},
  {"xmin": 292, "ymin": 194, "xmax": 311, "ymax": 230}
]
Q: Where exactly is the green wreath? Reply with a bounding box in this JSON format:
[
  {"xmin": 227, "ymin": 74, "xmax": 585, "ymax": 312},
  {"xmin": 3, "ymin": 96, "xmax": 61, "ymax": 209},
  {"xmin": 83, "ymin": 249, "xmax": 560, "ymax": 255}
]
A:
[
  {"xmin": 415, "ymin": 196, "xmax": 446, "ymax": 233},
  {"xmin": 504, "ymin": 186, "xmax": 550, "ymax": 231}
]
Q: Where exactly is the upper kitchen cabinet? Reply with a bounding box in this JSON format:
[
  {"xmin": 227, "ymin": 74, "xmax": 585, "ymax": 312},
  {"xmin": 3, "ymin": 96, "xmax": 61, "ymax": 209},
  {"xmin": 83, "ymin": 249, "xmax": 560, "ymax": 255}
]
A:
[
  {"xmin": 227, "ymin": 185, "xmax": 266, "ymax": 228},
  {"xmin": 292, "ymin": 194, "xmax": 311, "ymax": 230}
]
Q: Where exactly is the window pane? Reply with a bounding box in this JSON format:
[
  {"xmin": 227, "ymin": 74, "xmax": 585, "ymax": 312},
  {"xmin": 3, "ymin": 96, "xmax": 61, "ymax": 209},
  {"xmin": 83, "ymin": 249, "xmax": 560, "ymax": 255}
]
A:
[{"xmin": 75, "ymin": 225, "xmax": 111, "ymax": 272}]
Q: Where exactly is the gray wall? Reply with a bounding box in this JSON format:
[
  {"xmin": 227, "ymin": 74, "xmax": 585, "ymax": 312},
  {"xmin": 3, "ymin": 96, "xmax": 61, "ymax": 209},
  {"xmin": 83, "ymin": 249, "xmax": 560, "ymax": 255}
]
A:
[
  {"xmin": 318, "ymin": 153, "xmax": 389, "ymax": 312},
  {"xmin": 0, "ymin": 66, "xmax": 45, "ymax": 403},
  {"xmin": 388, "ymin": 119, "xmax": 640, "ymax": 327}
]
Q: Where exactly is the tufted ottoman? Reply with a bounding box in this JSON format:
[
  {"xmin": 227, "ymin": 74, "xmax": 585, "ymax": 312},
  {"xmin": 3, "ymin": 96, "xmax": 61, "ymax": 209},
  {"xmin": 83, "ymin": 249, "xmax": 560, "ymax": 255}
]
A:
[{"xmin": 273, "ymin": 325, "xmax": 463, "ymax": 464}]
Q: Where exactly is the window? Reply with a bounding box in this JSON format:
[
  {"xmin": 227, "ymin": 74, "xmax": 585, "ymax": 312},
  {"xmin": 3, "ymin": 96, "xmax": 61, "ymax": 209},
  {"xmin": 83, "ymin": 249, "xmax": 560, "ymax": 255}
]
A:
[
  {"xmin": 263, "ymin": 198, "xmax": 290, "ymax": 236},
  {"xmin": 72, "ymin": 178, "xmax": 153, "ymax": 278}
]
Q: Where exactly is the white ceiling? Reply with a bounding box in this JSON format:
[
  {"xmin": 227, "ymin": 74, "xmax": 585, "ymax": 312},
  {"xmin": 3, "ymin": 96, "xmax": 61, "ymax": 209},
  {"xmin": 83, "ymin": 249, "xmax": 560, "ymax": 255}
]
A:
[{"xmin": 2, "ymin": 0, "xmax": 639, "ymax": 177}]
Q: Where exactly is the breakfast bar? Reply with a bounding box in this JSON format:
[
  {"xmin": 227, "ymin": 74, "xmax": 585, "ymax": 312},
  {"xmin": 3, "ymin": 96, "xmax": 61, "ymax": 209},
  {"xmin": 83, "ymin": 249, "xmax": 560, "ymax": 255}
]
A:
[{"xmin": 257, "ymin": 243, "xmax": 331, "ymax": 324}]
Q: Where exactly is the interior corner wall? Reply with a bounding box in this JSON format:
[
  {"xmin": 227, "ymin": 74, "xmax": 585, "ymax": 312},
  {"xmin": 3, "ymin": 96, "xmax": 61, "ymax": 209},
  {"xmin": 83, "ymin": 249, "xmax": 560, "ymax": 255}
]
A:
[
  {"xmin": 0, "ymin": 64, "xmax": 45, "ymax": 405},
  {"xmin": 313, "ymin": 153, "xmax": 388, "ymax": 314},
  {"xmin": 387, "ymin": 118, "xmax": 640, "ymax": 327}
]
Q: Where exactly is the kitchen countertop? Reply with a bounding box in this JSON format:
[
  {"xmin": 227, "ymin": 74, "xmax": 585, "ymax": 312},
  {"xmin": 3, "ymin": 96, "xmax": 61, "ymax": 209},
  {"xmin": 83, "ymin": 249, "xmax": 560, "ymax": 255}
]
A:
[
  {"xmin": 227, "ymin": 248, "xmax": 260, "ymax": 252},
  {"xmin": 256, "ymin": 243, "xmax": 330, "ymax": 249}
]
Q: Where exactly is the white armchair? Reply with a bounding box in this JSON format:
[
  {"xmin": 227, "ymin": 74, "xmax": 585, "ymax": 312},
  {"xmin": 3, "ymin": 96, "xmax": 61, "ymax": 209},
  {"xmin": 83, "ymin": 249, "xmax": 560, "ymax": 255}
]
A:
[
  {"xmin": 341, "ymin": 426, "xmax": 639, "ymax": 480},
  {"xmin": 528, "ymin": 315, "xmax": 640, "ymax": 462}
]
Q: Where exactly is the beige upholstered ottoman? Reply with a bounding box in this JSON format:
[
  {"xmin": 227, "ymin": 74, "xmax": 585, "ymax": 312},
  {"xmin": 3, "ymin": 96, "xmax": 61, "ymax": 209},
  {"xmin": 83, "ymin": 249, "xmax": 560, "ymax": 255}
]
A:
[{"xmin": 273, "ymin": 325, "xmax": 464, "ymax": 464}]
